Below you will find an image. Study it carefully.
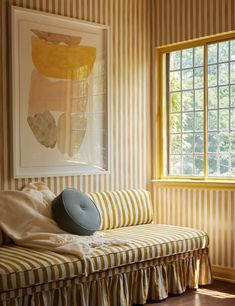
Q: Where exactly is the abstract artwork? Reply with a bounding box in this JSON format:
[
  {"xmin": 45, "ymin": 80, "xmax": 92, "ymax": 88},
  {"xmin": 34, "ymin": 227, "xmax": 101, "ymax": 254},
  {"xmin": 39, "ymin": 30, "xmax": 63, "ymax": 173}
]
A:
[{"xmin": 11, "ymin": 6, "xmax": 109, "ymax": 178}]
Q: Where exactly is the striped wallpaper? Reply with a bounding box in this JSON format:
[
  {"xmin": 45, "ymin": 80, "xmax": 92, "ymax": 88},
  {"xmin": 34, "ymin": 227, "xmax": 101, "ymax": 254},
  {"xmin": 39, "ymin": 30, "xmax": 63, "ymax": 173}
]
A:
[
  {"xmin": 152, "ymin": 186, "xmax": 235, "ymax": 269},
  {"xmin": 1, "ymin": 0, "xmax": 234, "ymax": 281},
  {"xmin": 0, "ymin": 0, "xmax": 154, "ymax": 194},
  {"xmin": 155, "ymin": 0, "xmax": 235, "ymax": 47},
  {"xmin": 153, "ymin": 0, "xmax": 235, "ymax": 280}
]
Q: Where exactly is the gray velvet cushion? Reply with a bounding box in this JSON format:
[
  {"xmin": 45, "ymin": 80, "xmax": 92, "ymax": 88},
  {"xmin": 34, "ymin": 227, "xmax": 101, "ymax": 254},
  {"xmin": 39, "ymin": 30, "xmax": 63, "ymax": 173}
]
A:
[{"xmin": 52, "ymin": 189, "xmax": 101, "ymax": 236}]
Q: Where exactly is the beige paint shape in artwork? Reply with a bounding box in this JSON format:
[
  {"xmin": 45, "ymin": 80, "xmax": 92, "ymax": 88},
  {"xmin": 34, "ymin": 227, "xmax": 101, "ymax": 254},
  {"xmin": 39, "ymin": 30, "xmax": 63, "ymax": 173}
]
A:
[
  {"xmin": 28, "ymin": 70, "xmax": 88, "ymax": 115},
  {"xmin": 31, "ymin": 36, "xmax": 96, "ymax": 80},
  {"xmin": 57, "ymin": 113, "xmax": 87, "ymax": 157},
  {"xmin": 27, "ymin": 111, "xmax": 57, "ymax": 148},
  {"xmin": 31, "ymin": 30, "xmax": 82, "ymax": 45}
]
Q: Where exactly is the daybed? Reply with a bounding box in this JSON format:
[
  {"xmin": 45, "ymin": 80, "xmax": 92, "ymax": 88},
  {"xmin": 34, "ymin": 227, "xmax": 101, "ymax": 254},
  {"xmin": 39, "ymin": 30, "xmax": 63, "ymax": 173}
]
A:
[{"xmin": 0, "ymin": 188, "xmax": 212, "ymax": 306}]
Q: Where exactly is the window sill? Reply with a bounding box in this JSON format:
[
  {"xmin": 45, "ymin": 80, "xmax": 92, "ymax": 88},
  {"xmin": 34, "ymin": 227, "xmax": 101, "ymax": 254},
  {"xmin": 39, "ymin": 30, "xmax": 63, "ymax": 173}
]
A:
[{"xmin": 151, "ymin": 178, "xmax": 235, "ymax": 189}]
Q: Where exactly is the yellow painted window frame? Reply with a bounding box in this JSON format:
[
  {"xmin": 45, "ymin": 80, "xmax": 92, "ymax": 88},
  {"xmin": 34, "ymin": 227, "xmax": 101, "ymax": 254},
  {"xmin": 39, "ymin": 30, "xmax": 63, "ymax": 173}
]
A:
[{"xmin": 154, "ymin": 30, "xmax": 235, "ymax": 187}]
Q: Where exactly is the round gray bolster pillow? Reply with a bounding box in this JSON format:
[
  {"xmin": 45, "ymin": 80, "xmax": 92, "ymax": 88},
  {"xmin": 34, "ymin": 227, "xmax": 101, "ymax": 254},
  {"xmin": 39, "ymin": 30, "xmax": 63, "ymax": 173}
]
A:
[{"xmin": 52, "ymin": 188, "xmax": 101, "ymax": 236}]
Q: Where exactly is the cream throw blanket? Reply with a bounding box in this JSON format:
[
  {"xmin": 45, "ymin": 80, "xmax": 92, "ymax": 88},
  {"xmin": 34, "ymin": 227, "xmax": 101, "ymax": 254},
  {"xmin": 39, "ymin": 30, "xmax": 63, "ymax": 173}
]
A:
[{"xmin": 0, "ymin": 182, "xmax": 128, "ymax": 259}]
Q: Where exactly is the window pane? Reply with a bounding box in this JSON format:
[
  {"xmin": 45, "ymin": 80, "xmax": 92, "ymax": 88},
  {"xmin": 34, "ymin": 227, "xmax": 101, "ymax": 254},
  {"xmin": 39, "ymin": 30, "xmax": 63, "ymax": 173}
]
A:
[
  {"xmin": 220, "ymin": 155, "xmax": 229, "ymax": 176},
  {"xmin": 194, "ymin": 46, "xmax": 204, "ymax": 67},
  {"xmin": 194, "ymin": 67, "xmax": 204, "ymax": 88},
  {"xmin": 219, "ymin": 41, "xmax": 229, "ymax": 62},
  {"xmin": 219, "ymin": 86, "xmax": 229, "ymax": 108},
  {"xmin": 170, "ymin": 92, "xmax": 181, "ymax": 112},
  {"xmin": 182, "ymin": 49, "xmax": 193, "ymax": 68},
  {"xmin": 230, "ymin": 40, "xmax": 235, "ymax": 60},
  {"xmin": 170, "ymin": 71, "xmax": 181, "ymax": 91},
  {"xmin": 219, "ymin": 109, "xmax": 229, "ymax": 130},
  {"xmin": 231, "ymin": 132, "xmax": 235, "ymax": 152},
  {"xmin": 170, "ymin": 51, "xmax": 181, "ymax": 70},
  {"xmin": 208, "ymin": 110, "xmax": 218, "ymax": 131},
  {"xmin": 230, "ymin": 62, "xmax": 235, "ymax": 83},
  {"xmin": 231, "ymin": 155, "xmax": 235, "ymax": 175},
  {"xmin": 208, "ymin": 43, "xmax": 217, "ymax": 64},
  {"xmin": 230, "ymin": 108, "xmax": 235, "ymax": 130},
  {"xmin": 207, "ymin": 40, "xmax": 235, "ymax": 177},
  {"xmin": 167, "ymin": 46, "xmax": 204, "ymax": 177},
  {"xmin": 182, "ymin": 112, "xmax": 194, "ymax": 132},
  {"xmin": 231, "ymin": 85, "xmax": 235, "ymax": 107},
  {"xmin": 167, "ymin": 39, "xmax": 235, "ymax": 178},
  {"xmin": 195, "ymin": 133, "xmax": 204, "ymax": 153},
  {"xmin": 170, "ymin": 114, "xmax": 181, "ymax": 132},
  {"xmin": 182, "ymin": 69, "xmax": 193, "ymax": 90},
  {"xmin": 182, "ymin": 134, "xmax": 193, "ymax": 153},
  {"xmin": 208, "ymin": 154, "xmax": 218, "ymax": 176},
  {"xmin": 182, "ymin": 155, "xmax": 193, "ymax": 175},
  {"xmin": 208, "ymin": 132, "xmax": 218, "ymax": 153},
  {"xmin": 219, "ymin": 132, "xmax": 230, "ymax": 152},
  {"xmin": 170, "ymin": 135, "xmax": 181, "ymax": 154},
  {"xmin": 169, "ymin": 155, "xmax": 181, "ymax": 175},
  {"xmin": 208, "ymin": 65, "xmax": 217, "ymax": 87},
  {"xmin": 182, "ymin": 91, "xmax": 193, "ymax": 111},
  {"xmin": 219, "ymin": 63, "xmax": 229, "ymax": 85},
  {"xmin": 195, "ymin": 112, "xmax": 204, "ymax": 131},
  {"xmin": 194, "ymin": 155, "xmax": 204, "ymax": 176},
  {"xmin": 208, "ymin": 87, "xmax": 218, "ymax": 109},
  {"xmin": 195, "ymin": 89, "xmax": 203, "ymax": 110}
]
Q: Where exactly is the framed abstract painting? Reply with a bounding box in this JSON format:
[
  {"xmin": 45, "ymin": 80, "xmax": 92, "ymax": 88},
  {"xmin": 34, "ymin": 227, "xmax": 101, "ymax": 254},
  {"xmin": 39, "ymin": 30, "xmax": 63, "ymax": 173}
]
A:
[{"xmin": 11, "ymin": 6, "xmax": 110, "ymax": 178}]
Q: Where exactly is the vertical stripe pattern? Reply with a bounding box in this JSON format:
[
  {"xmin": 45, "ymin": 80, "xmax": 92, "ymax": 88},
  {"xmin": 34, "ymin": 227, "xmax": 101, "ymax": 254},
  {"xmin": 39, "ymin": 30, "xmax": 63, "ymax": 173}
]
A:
[
  {"xmin": 155, "ymin": 0, "xmax": 235, "ymax": 47},
  {"xmin": 0, "ymin": 0, "xmax": 154, "ymax": 193},
  {"xmin": 153, "ymin": 186, "xmax": 235, "ymax": 269},
  {"xmin": 88, "ymin": 189, "xmax": 153, "ymax": 229}
]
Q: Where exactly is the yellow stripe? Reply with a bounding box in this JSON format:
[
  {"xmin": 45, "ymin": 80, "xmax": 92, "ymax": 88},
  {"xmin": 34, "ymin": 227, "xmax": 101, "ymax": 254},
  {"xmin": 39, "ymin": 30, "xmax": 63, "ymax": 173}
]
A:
[
  {"xmin": 89, "ymin": 189, "xmax": 153, "ymax": 229},
  {"xmin": 153, "ymin": 185, "xmax": 235, "ymax": 270},
  {"xmin": 0, "ymin": 223, "xmax": 209, "ymax": 292}
]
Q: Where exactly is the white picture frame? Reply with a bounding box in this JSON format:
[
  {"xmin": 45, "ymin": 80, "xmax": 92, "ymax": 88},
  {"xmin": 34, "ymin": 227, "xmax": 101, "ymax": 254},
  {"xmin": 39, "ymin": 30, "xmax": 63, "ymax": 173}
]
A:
[{"xmin": 11, "ymin": 6, "xmax": 110, "ymax": 178}]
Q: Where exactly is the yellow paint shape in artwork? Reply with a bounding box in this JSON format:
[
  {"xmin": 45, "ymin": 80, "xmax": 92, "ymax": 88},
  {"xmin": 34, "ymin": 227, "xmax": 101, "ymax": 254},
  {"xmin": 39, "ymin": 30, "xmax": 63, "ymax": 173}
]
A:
[
  {"xmin": 57, "ymin": 113, "xmax": 87, "ymax": 157},
  {"xmin": 32, "ymin": 37, "xmax": 96, "ymax": 80},
  {"xmin": 28, "ymin": 70, "xmax": 88, "ymax": 115}
]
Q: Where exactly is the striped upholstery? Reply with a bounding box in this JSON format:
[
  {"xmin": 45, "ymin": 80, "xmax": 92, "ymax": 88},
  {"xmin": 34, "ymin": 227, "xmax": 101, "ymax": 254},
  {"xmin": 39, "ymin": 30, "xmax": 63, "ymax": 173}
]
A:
[
  {"xmin": 0, "ymin": 189, "xmax": 153, "ymax": 246},
  {"xmin": 0, "ymin": 224, "xmax": 209, "ymax": 292},
  {"xmin": 88, "ymin": 189, "xmax": 153, "ymax": 230},
  {"xmin": 0, "ymin": 248, "xmax": 211, "ymax": 305}
]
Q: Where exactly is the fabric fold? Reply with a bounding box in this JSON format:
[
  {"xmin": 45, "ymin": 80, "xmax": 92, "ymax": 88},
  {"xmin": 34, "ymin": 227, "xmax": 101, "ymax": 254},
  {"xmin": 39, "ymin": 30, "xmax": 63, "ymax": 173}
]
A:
[{"xmin": 0, "ymin": 182, "xmax": 128, "ymax": 261}]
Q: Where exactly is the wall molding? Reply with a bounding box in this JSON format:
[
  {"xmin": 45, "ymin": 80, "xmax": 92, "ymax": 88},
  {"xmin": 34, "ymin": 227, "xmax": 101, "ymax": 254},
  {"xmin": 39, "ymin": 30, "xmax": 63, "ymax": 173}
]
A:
[
  {"xmin": 152, "ymin": 179, "xmax": 235, "ymax": 190},
  {"xmin": 212, "ymin": 265, "xmax": 235, "ymax": 284}
]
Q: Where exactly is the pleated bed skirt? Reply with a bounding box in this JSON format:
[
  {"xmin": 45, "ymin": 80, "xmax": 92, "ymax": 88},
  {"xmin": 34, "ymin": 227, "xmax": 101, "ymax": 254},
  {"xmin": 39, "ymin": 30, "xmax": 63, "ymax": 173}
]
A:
[{"xmin": 0, "ymin": 248, "xmax": 212, "ymax": 306}]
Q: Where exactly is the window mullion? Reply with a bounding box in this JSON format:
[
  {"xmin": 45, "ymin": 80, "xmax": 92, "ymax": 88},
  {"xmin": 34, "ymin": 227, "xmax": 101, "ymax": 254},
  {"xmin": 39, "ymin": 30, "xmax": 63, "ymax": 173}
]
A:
[{"xmin": 204, "ymin": 44, "xmax": 208, "ymax": 177}]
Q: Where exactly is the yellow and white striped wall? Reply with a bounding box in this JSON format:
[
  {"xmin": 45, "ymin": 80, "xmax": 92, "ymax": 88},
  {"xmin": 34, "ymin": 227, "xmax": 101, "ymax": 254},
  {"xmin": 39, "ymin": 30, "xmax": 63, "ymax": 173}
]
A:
[
  {"xmin": 152, "ymin": 185, "xmax": 235, "ymax": 282},
  {"xmin": 0, "ymin": 0, "xmax": 154, "ymax": 193},
  {"xmin": 1, "ymin": 0, "xmax": 235, "ymax": 283},
  {"xmin": 153, "ymin": 0, "xmax": 235, "ymax": 282}
]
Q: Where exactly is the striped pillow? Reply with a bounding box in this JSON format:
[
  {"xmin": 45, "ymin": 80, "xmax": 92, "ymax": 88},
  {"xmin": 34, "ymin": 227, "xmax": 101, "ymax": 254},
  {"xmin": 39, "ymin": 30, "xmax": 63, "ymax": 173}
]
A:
[{"xmin": 88, "ymin": 189, "xmax": 153, "ymax": 230}]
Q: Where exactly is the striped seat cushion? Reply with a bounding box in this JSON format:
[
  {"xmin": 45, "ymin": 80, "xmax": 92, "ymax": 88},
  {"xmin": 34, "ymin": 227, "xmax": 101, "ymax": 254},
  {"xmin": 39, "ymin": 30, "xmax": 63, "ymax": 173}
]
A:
[
  {"xmin": 0, "ymin": 224, "xmax": 209, "ymax": 292},
  {"xmin": 88, "ymin": 189, "xmax": 153, "ymax": 230}
]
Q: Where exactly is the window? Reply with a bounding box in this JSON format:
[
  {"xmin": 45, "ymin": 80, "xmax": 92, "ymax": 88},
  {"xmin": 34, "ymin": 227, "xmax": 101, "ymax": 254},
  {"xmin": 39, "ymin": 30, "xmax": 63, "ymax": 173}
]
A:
[{"xmin": 158, "ymin": 34, "xmax": 235, "ymax": 179}]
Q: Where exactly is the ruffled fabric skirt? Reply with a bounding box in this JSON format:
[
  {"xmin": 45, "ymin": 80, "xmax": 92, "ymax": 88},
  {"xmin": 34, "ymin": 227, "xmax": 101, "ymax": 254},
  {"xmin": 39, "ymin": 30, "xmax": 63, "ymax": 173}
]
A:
[{"xmin": 0, "ymin": 248, "xmax": 212, "ymax": 306}]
